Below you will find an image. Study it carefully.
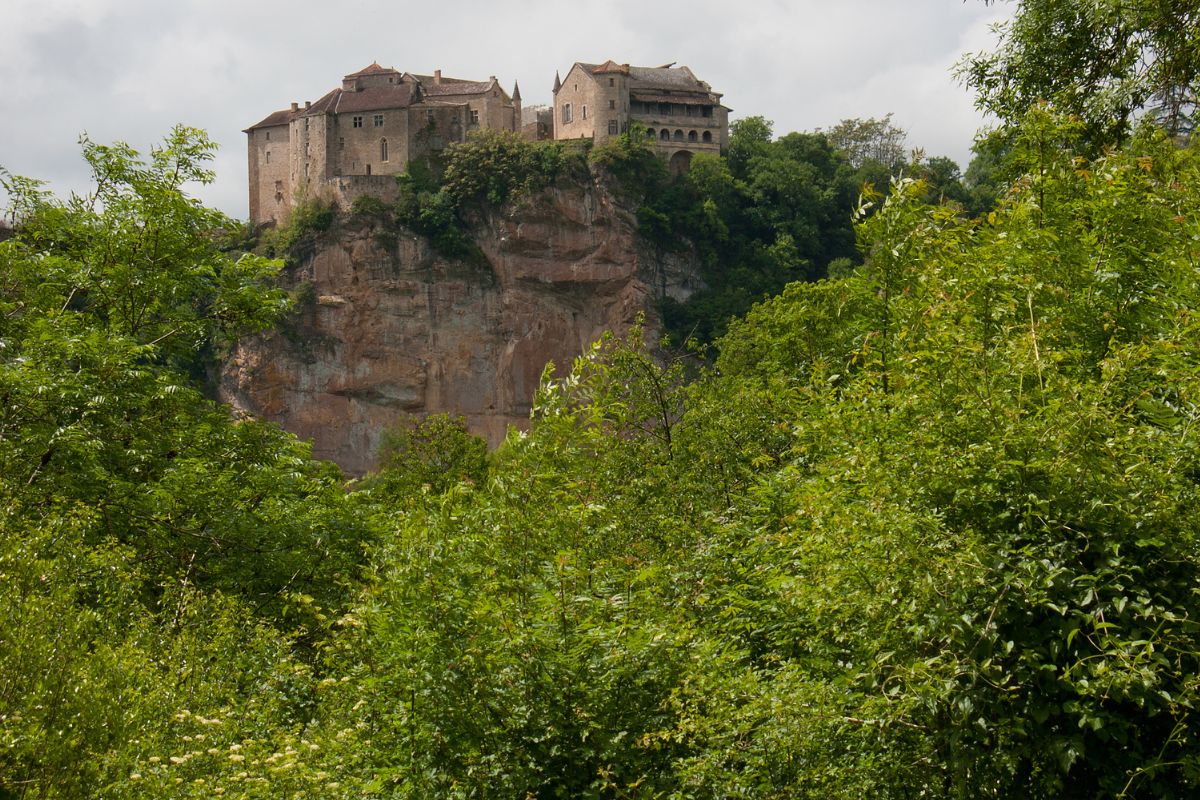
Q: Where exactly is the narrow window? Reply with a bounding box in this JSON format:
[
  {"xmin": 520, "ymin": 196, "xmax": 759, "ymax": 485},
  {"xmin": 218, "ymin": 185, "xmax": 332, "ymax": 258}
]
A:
[
  {"xmin": 427, "ymin": 109, "xmax": 435, "ymax": 123},
  {"xmin": 366, "ymin": 164, "xmax": 371, "ymax": 176},
  {"xmin": 374, "ymin": 114, "xmax": 384, "ymax": 127},
  {"xmin": 380, "ymin": 138, "xmax": 388, "ymax": 161},
  {"xmin": 304, "ymin": 163, "xmax": 309, "ymax": 177},
  {"xmin": 469, "ymin": 109, "xmax": 480, "ymax": 125},
  {"xmin": 339, "ymin": 137, "xmax": 345, "ymax": 150},
  {"xmin": 562, "ymin": 103, "xmax": 572, "ymax": 124},
  {"xmin": 265, "ymin": 151, "xmax": 271, "ymax": 163},
  {"xmin": 609, "ymin": 99, "xmax": 615, "ymax": 109},
  {"xmin": 304, "ymin": 142, "xmax": 309, "ymax": 156},
  {"xmin": 353, "ymin": 116, "xmax": 363, "ymax": 128},
  {"xmin": 304, "ymin": 118, "xmax": 309, "ymax": 131},
  {"xmin": 609, "ymin": 77, "xmax": 614, "ymax": 87},
  {"xmin": 608, "ymin": 119, "xmax": 618, "ymax": 135},
  {"xmin": 265, "ymin": 130, "xmax": 271, "ymax": 141},
  {"xmin": 582, "ymin": 105, "xmax": 587, "ymax": 120}
]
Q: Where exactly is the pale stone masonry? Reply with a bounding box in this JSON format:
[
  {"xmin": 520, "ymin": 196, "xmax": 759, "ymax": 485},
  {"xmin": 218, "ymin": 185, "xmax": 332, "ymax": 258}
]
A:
[
  {"xmin": 246, "ymin": 63, "xmax": 521, "ymax": 224},
  {"xmin": 246, "ymin": 59, "xmax": 730, "ymax": 223},
  {"xmin": 552, "ymin": 60, "xmax": 730, "ymax": 174}
]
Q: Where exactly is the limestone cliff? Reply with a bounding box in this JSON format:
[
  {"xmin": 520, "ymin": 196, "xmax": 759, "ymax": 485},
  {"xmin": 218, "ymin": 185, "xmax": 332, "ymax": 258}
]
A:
[{"xmin": 220, "ymin": 171, "xmax": 703, "ymax": 475}]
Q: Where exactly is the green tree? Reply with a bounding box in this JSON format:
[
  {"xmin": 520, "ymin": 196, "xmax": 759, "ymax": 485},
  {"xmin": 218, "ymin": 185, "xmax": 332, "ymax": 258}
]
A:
[{"xmin": 962, "ymin": 0, "xmax": 1200, "ymax": 144}]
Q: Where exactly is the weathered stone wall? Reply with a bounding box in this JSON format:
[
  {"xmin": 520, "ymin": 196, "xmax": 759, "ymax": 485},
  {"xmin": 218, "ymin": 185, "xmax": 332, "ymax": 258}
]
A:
[
  {"xmin": 333, "ymin": 107, "xmax": 411, "ymax": 178},
  {"xmin": 553, "ymin": 65, "xmax": 597, "ymax": 141},
  {"xmin": 248, "ymin": 123, "xmax": 293, "ymax": 224},
  {"xmin": 221, "ymin": 169, "xmax": 704, "ymax": 475}
]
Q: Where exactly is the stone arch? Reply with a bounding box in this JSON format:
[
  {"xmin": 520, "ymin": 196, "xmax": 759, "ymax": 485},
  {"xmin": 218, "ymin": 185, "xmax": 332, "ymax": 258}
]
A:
[
  {"xmin": 660, "ymin": 128, "xmax": 670, "ymax": 141},
  {"xmin": 673, "ymin": 129, "xmax": 684, "ymax": 141},
  {"xmin": 688, "ymin": 130, "xmax": 698, "ymax": 142},
  {"xmin": 668, "ymin": 150, "xmax": 693, "ymax": 175},
  {"xmin": 702, "ymin": 130, "xmax": 713, "ymax": 143}
]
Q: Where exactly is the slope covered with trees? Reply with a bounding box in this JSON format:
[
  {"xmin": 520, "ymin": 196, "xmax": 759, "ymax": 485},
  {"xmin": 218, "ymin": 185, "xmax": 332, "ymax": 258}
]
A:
[{"xmin": 3, "ymin": 3, "xmax": 1200, "ymax": 794}]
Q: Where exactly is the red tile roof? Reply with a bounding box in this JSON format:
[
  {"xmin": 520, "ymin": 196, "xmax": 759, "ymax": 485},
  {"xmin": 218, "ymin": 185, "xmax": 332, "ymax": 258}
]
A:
[
  {"xmin": 345, "ymin": 62, "xmax": 398, "ymax": 78},
  {"xmin": 245, "ymin": 108, "xmax": 296, "ymax": 131}
]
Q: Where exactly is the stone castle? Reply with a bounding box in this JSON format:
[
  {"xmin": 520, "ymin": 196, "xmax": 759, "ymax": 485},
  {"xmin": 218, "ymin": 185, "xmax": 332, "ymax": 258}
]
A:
[{"xmin": 246, "ymin": 60, "xmax": 729, "ymax": 224}]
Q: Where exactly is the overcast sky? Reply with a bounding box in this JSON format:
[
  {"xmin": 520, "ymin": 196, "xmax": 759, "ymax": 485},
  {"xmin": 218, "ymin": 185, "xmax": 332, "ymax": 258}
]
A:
[{"xmin": 1, "ymin": 0, "xmax": 1012, "ymax": 220}]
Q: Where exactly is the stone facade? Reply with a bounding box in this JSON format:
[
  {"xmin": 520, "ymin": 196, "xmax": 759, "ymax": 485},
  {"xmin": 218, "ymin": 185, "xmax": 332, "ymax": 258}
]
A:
[
  {"xmin": 552, "ymin": 60, "xmax": 729, "ymax": 174},
  {"xmin": 246, "ymin": 63, "xmax": 521, "ymax": 225}
]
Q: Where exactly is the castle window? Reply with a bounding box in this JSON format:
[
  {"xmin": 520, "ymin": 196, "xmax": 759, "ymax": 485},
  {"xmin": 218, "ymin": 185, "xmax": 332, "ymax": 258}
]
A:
[
  {"xmin": 688, "ymin": 130, "xmax": 698, "ymax": 142},
  {"xmin": 469, "ymin": 109, "xmax": 480, "ymax": 125},
  {"xmin": 609, "ymin": 99, "xmax": 615, "ymax": 109},
  {"xmin": 562, "ymin": 103, "xmax": 572, "ymax": 124},
  {"xmin": 366, "ymin": 164, "xmax": 371, "ymax": 175},
  {"xmin": 660, "ymin": 128, "xmax": 669, "ymax": 140},
  {"xmin": 608, "ymin": 119, "xmax": 618, "ymax": 135},
  {"xmin": 609, "ymin": 77, "xmax": 614, "ymax": 87},
  {"xmin": 265, "ymin": 151, "xmax": 271, "ymax": 164},
  {"xmin": 304, "ymin": 163, "xmax": 309, "ymax": 178},
  {"xmin": 583, "ymin": 105, "xmax": 588, "ymax": 120},
  {"xmin": 339, "ymin": 137, "xmax": 345, "ymax": 150},
  {"xmin": 702, "ymin": 130, "xmax": 713, "ymax": 143},
  {"xmin": 673, "ymin": 129, "xmax": 684, "ymax": 141},
  {"xmin": 380, "ymin": 138, "xmax": 388, "ymax": 161},
  {"xmin": 304, "ymin": 118, "xmax": 309, "ymax": 131},
  {"xmin": 304, "ymin": 142, "xmax": 309, "ymax": 156},
  {"xmin": 374, "ymin": 114, "xmax": 384, "ymax": 127},
  {"xmin": 353, "ymin": 116, "xmax": 363, "ymax": 128},
  {"xmin": 265, "ymin": 130, "xmax": 271, "ymax": 141}
]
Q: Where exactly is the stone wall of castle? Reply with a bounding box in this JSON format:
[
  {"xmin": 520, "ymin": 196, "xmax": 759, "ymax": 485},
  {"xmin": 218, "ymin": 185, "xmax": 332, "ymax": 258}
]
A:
[{"xmin": 248, "ymin": 123, "xmax": 293, "ymax": 225}]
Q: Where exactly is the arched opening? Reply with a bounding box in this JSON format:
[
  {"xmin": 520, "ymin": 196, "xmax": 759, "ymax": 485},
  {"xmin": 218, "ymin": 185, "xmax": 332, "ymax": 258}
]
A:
[
  {"xmin": 660, "ymin": 128, "xmax": 670, "ymax": 141},
  {"xmin": 673, "ymin": 129, "xmax": 684, "ymax": 141},
  {"xmin": 688, "ymin": 130, "xmax": 698, "ymax": 142},
  {"xmin": 702, "ymin": 130, "xmax": 713, "ymax": 143},
  {"xmin": 669, "ymin": 150, "xmax": 693, "ymax": 176},
  {"xmin": 380, "ymin": 138, "xmax": 388, "ymax": 162},
  {"xmin": 646, "ymin": 127, "xmax": 656, "ymax": 140}
]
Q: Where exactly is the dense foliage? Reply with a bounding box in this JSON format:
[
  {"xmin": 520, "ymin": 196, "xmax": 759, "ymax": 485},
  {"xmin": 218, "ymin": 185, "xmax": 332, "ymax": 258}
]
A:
[
  {"xmin": 4, "ymin": 18, "xmax": 1200, "ymax": 793},
  {"xmin": 963, "ymin": 0, "xmax": 1200, "ymax": 145}
]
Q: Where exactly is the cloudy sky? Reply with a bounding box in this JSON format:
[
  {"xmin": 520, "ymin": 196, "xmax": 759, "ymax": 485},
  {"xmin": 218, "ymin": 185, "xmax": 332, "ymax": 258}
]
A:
[{"xmin": 1, "ymin": 0, "xmax": 1012, "ymax": 219}]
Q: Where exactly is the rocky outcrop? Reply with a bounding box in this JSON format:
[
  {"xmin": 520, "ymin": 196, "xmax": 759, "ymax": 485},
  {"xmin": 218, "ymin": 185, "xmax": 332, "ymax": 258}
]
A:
[{"xmin": 220, "ymin": 171, "xmax": 703, "ymax": 475}]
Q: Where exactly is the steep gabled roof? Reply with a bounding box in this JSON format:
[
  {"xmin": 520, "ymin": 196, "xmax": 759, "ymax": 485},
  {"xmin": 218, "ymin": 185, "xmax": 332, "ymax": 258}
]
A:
[
  {"xmin": 590, "ymin": 60, "xmax": 630, "ymax": 75},
  {"xmin": 245, "ymin": 108, "xmax": 296, "ymax": 131},
  {"xmin": 344, "ymin": 62, "xmax": 399, "ymax": 78},
  {"xmin": 409, "ymin": 74, "xmax": 501, "ymax": 98}
]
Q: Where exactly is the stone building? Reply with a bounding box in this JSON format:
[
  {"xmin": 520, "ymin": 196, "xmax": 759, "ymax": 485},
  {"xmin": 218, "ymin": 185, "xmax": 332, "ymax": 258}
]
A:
[
  {"xmin": 552, "ymin": 60, "xmax": 729, "ymax": 173},
  {"xmin": 246, "ymin": 63, "xmax": 521, "ymax": 224}
]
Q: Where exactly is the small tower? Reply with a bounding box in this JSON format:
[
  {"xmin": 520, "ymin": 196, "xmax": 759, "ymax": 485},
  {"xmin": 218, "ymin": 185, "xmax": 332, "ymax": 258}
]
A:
[{"xmin": 512, "ymin": 81, "xmax": 523, "ymax": 132}]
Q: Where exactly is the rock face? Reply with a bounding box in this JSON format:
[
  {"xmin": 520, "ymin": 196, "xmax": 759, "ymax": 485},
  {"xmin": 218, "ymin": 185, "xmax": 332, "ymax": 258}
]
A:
[{"xmin": 220, "ymin": 171, "xmax": 703, "ymax": 475}]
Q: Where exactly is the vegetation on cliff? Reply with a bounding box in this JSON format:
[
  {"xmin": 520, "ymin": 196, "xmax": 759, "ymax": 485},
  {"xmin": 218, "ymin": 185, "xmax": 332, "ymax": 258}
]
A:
[{"xmin": 3, "ymin": 3, "xmax": 1200, "ymax": 794}]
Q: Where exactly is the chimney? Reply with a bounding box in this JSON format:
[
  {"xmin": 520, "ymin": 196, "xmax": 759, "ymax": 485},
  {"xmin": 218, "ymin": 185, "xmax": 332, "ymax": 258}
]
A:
[
  {"xmin": 434, "ymin": 69, "xmax": 441, "ymax": 85},
  {"xmin": 304, "ymin": 100, "xmax": 311, "ymax": 109},
  {"xmin": 290, "ymin": 102, "xmax": 298, "ymax": 112}
]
